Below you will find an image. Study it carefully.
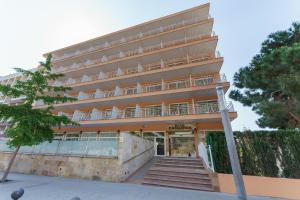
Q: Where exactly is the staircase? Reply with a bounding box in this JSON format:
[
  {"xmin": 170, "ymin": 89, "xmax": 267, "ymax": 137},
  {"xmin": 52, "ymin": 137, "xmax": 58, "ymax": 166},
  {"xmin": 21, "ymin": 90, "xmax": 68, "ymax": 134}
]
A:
[{"xmin": 142, "ymin": 157, "xmax": 214, "ymax": 191}]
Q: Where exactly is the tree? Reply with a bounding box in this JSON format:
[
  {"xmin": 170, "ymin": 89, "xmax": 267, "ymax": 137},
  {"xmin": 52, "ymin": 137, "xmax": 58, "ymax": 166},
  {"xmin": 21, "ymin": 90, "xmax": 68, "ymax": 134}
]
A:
[
  {"xmin": 0, "ymin": 55, "xmax": 77, "ymax": 182},
  {"xmin": 230, "ymin": 22, "xmax": 300, "ymax": 129}
]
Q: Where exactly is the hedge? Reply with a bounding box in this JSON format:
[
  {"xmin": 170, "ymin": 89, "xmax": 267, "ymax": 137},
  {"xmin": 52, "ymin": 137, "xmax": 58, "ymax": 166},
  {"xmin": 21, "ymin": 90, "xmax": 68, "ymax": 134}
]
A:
[{"xmin": 206, "ymin": 130, "xmax": 300, "ymax": 178}]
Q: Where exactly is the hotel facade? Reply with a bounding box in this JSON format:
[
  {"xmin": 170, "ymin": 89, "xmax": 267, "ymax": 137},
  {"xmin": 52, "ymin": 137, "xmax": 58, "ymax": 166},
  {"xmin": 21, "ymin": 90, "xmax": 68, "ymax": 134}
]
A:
[{"xmin": 0, "ymin": 3, "xmax": 236, "ymax": 184}]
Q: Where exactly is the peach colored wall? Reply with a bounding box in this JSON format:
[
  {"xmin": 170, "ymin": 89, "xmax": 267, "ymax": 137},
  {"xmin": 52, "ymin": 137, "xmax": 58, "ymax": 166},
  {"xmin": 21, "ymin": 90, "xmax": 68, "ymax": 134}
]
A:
[{"xmin": 218, "ymin": 173, "xmax": 300, "ymax": 200}]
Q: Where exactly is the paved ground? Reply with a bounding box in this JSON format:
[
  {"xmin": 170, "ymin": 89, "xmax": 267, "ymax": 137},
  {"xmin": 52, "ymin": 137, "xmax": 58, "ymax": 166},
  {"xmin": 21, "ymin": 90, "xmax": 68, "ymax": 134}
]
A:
[{"xmin": 0, "ymin": 173, "xmax": 283, "ymax": 200}]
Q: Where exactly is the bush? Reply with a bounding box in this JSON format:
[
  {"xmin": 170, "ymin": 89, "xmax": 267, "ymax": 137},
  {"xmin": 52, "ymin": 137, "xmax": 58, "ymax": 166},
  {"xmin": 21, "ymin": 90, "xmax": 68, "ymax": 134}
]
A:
[{"xmin": 206, "ymin": 130, "xmax": 300, "ymax": 178}]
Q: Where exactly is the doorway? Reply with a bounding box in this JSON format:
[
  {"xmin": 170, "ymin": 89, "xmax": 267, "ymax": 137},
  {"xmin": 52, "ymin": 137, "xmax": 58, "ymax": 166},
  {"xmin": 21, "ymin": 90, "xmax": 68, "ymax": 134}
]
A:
[
  {"xmin": 154, "ymin": 136, "xmax": 165, "ymax": 156},
  {"xmin": 169, "ymin": 131, "xmax": 195, "ymax": 157}
]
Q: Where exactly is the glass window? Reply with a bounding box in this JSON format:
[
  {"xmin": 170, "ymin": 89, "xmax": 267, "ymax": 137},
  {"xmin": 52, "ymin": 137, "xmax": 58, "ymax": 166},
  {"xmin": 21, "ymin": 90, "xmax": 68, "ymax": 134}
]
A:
[
  {"xmin": 125, "ymin": 107, "xmax": 136, "ymax": 118},
  {"xmin": 104, "ymin": 109, "xmax": 112, "ymax": 119},
  {"xmin": 145, "ymin": 84, "xmax": 162, "ymax": 92},
  {"xmin": 195, "ymin": 101, "xmax": 219, "ymax": 114},
  {"xmin": 126, "ymin": 87, "xmax": 137, "ymax": 95},
  {"xmin": 194, "ymin": 77, "xmax": 214, "ymax": 86},
  {"xmin": 144, "ymin": 105, "xmax": 162, "ymax": 117},
  {"xmin": 169, "ymin": 103, "xmax": 189, "ymax": 115}
]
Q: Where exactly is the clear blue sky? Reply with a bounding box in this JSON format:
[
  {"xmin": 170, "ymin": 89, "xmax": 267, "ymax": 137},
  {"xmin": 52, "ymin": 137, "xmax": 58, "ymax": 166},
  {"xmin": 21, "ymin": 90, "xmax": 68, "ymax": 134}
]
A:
[{"xmin": 0, "ymin": 0, "xmax": 299, "ymax": 130}]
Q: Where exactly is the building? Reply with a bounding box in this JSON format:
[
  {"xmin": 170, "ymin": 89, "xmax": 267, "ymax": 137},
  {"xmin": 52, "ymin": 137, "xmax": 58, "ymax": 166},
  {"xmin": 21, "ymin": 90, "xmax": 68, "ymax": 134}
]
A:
[{"xmin": 0, "ymin": 3, "xmax": 236, "ymax": 183}]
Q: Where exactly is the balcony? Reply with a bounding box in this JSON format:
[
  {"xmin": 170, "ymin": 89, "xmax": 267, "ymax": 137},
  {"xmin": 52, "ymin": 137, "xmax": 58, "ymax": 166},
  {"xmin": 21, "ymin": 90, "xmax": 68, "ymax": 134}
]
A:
[
  {"xmin": 59, "ymin": 53, "xmax": 220, "ymax": 87},
  {"xmin": 52, "ymin": 34, "xmax": 216, "ymax": 74},
  {"xmin": 63, "ymin": 100, "xmax": 235, "ymax": 123},
  {"xmin": 51, "ymin": 17, "xmax": 211, "ymax": 63},
  {"xmin": 35, "ymin": 74, "xmax": 228, "ymax": 109}
]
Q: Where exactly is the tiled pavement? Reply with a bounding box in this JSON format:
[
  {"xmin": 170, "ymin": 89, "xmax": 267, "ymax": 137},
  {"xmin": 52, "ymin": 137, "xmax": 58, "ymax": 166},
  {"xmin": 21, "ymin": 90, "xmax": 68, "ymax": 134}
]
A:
[{"xmin": 0, "ymin": 173, "xmax": 283, "ymax": 200}]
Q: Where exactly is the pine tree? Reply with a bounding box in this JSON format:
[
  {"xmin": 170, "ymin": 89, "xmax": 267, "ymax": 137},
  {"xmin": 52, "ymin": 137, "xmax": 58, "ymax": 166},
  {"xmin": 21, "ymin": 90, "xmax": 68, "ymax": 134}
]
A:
[
  {"xmin": 0, "ymin": 55, "xmax": 77, "ymax": 182},
  {"xmin": 230, "ymin": 22, "xmax": 300, "ymax": 129}
]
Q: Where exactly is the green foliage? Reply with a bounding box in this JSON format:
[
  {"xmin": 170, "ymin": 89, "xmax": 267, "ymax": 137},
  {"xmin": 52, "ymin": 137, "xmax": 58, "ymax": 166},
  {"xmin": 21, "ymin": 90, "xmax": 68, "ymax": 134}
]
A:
[
  {"xmin": 0, "ymin": 55, "xmax": 77, "ymax": 147},
  {"xmin": 206, "ymin": 130, "xmax": 300, "ymax": 178},
  {"xmin": 229, "ymin": 23, "xmax": 300, "ymax": 129}
]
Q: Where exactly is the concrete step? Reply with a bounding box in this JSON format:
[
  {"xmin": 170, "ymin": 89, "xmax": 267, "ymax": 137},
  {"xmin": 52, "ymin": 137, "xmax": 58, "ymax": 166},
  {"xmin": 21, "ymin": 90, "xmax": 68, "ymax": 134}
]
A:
[
  {"xmin": 147, "ymin": 171, "xmax": 210, "ymax": 179},
  {"xmin": 155, "ymin": 160, "xmax": 203, "ymax": 165},
  {"xmin": 149, "ymin": 166, "xmax": 209, "ymax": 175},
  {"xmin": 142, "ymin": 179, "xmax": 214, "ymax": 191},
  {"xmin": 143, "ymin": 175, "xmax": 212, "ymax": 185},
  {"xmin": 154, "ymin": 163, "xmax": 204, "ymax": 169}
]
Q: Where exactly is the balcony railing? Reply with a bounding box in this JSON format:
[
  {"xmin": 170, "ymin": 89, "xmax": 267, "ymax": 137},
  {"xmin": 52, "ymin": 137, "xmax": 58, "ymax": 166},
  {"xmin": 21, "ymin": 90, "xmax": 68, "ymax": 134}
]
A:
[
  {"xmin": 67, "ymin": 74, "xmax": 226, "ymax": 102},
  {"xmin": 0, "ymin": 136, "xmax": 119, "ymax": 157},
  {"xmin": 52, "ymin": 16, "xmax": 211, "ymax": 62},
  {"xmin": 52, "ymin": 33, "xmax": 214, "ymax": 73},
  {"xmin": 69, "ymin": 100, "xmax": 235, "ymax": 122},
  {"xmin": 60, "ymin": 54, "xmax": 218, "ymax": 87}
]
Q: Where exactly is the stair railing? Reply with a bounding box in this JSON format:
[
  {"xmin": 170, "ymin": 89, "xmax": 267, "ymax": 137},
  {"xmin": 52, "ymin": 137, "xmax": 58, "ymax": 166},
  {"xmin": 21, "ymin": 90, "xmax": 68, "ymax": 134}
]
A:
[{"xmin": 198, "ymin": 142, "xmax": 215, "ymax": 172}]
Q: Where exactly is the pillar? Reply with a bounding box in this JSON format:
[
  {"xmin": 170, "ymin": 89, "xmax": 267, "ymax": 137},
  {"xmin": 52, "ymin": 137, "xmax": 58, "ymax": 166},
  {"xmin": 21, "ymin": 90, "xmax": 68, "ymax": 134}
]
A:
[
  {"xmin": 194, "ymin": 128, "xmax": 200, "ymax": 158},
  {"xmin": 165, "ymin": 131, "xmax": 170, "ymax": 156}
]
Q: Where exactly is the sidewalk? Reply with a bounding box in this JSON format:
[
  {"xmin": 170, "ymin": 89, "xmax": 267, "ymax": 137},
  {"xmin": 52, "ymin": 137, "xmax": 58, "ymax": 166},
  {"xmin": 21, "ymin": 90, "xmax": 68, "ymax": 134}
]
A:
[{"xmin": 0, "ymin": 173, "xmax": 283, "ymax": 200}]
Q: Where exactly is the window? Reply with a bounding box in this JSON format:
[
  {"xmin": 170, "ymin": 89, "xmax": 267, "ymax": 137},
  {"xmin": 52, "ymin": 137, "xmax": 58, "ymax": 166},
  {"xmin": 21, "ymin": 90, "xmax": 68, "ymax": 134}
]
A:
[
  {"xmin": 144, "ymin": 105, "xmax": 162, "ymax": 117},
  {"xmin": 104, "ymin": 109, "xmax": 112, "ymax": 119},
  {"xmin": 169, "ymin": 103, "xmax": 189, "ymax": 115},
  {"xmin": 167, "ymin": 80, "xmax": 188, "ymax": 89},
  {"xmin": 125, "ymin": 107, "xmax": 136, "ymax": 118},
  {"xmin": 145, "ymin": 84, "xmax": 162, "ymax": 92},
  {"xmin": 125, "ymin": 87, "xmax": 137, "ymax": 95},
  {"xmin": 194, "ymin": 77, "xmax": 214, "ymax": 86},
  {"xmin": 195, "ymin": 101, "xmax": 219, "ymax": 114}
]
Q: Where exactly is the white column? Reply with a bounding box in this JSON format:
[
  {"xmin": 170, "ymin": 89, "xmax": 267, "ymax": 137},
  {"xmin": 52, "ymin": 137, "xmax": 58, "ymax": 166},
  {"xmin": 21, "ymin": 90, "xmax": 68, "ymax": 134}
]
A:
[
  {"xmin": 137, "ymin": 64, "xmax": 143, "ymax": 72},
  {"xmin": 160, "ymin": 59, "xmax": 164, "ymax": 68},
  {"xmin": 81, "ymin": 75, "xmax": 91, "ymax": 82},
  {"xmin": 78, "ymin": 91, "xmax": 89, "ymax": 100},
  {"xmin": 137, "ymin": 82, "xmax": 143, "ymax": 93},
  {"xmin": 116, "ymin": 67, "xmax": 124, "ymax": 76},
  {"xmin": 94, "ymin": 89, "xmax": 104, "ymax": 98},
  {"xmin": 111, "ymin": 106, "xmax": 120, "ymax": 119},
  {"xmin": 161, "ymin": 102, "xmax": 166, "ymax": 116},
  {"xmin": 98, "ymin": 71, "xmax": 107, "ymax": 80},
  {"xmin": 114, "ymin": 86, "xmax": 123, "ymax": 96},
  {"xmin": 135, "ymin": 104, "xmax": 141, "ymax": 118},
  {"xmin": 90, "ymin": 108, "xmax": 103, "ymax": 120},
  {"xmin": 72, "ymin": 110, "xmax": 83, "ymax": 121}
]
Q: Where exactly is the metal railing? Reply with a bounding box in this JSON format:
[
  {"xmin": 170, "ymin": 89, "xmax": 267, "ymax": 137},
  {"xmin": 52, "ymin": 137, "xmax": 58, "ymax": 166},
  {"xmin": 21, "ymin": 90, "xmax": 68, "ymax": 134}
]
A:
[
  {"xmin": 52, "ymin": 33, "xmax": 214, "ymax": 73},
  {"xmin": 61, "ymin": 54, "xmax": 216, "ymax": 86},
  {"xmin": 62, "ymin": 74, "xmax": 226, "ymax": 102},
  {"xmin": 52, "ymin": 16, "xmax": 210, "ymax": 62},
  {"xmin": 76, "ymin": 100, "xmax": 234, "ymax": 121}
]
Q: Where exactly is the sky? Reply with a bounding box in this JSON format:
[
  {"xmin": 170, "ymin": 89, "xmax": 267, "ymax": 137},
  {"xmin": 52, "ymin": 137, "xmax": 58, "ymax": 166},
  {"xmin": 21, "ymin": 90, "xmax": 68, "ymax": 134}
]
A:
[{"xmin": 0, "ymin": 0, "xmax": 299, "ymax": 130}]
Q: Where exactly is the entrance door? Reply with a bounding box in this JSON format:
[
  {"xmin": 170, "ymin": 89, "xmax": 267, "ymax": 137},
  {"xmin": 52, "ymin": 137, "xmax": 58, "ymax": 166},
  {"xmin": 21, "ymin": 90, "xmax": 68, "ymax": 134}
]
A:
[
  {"xmin": 169, "ymin": 132, "xmax": 195, "ymax": 157},
  {"xmin": 154, "ymin": 137, "xmax": 165, "ymax": 156}
]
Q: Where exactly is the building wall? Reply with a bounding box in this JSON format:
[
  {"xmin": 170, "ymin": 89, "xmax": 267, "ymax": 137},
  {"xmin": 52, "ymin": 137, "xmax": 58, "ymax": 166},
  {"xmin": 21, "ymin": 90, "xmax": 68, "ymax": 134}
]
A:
[
  {"xmin": 0, "ymin": 133, "xmax": 154, "ymax": 182},
  {"xmin": 119, "ymin": 132, "xmax": 154, "ymax": 181},
  {"xmin": 218, "ymin": 173, "xmax": 300, "ymax": 200}
]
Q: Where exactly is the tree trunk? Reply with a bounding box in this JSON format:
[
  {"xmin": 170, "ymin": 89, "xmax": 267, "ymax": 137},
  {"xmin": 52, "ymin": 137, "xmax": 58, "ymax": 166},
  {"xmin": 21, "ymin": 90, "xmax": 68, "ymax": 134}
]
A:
[{"xmin": 1, "ymin": 145, "xmax": 20, "ymax": 183}]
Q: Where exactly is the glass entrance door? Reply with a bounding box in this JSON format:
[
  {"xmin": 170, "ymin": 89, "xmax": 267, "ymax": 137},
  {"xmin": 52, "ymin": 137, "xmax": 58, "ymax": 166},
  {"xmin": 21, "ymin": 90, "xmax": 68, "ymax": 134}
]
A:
[
  {"xmin": 169, "ymin": 131, "xmax": 195, "ymax": 157},
  {"xmin": 155, "ymin": 137, "xmax": 165, "ymax": 156}
]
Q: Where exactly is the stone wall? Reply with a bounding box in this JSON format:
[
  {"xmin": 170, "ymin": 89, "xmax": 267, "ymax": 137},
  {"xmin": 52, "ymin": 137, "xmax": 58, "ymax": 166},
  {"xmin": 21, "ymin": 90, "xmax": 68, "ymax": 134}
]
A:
[
  {"xmin": 118, "ymin": 132, "xmax": 154, "ymax": 181},
  {"xmin": 0, "ymin": 152, "xmax": 121, "ymax": 182},
  {"xmin": 0, "ymin": 133, "xmax": 154, "ymax": 182}
]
